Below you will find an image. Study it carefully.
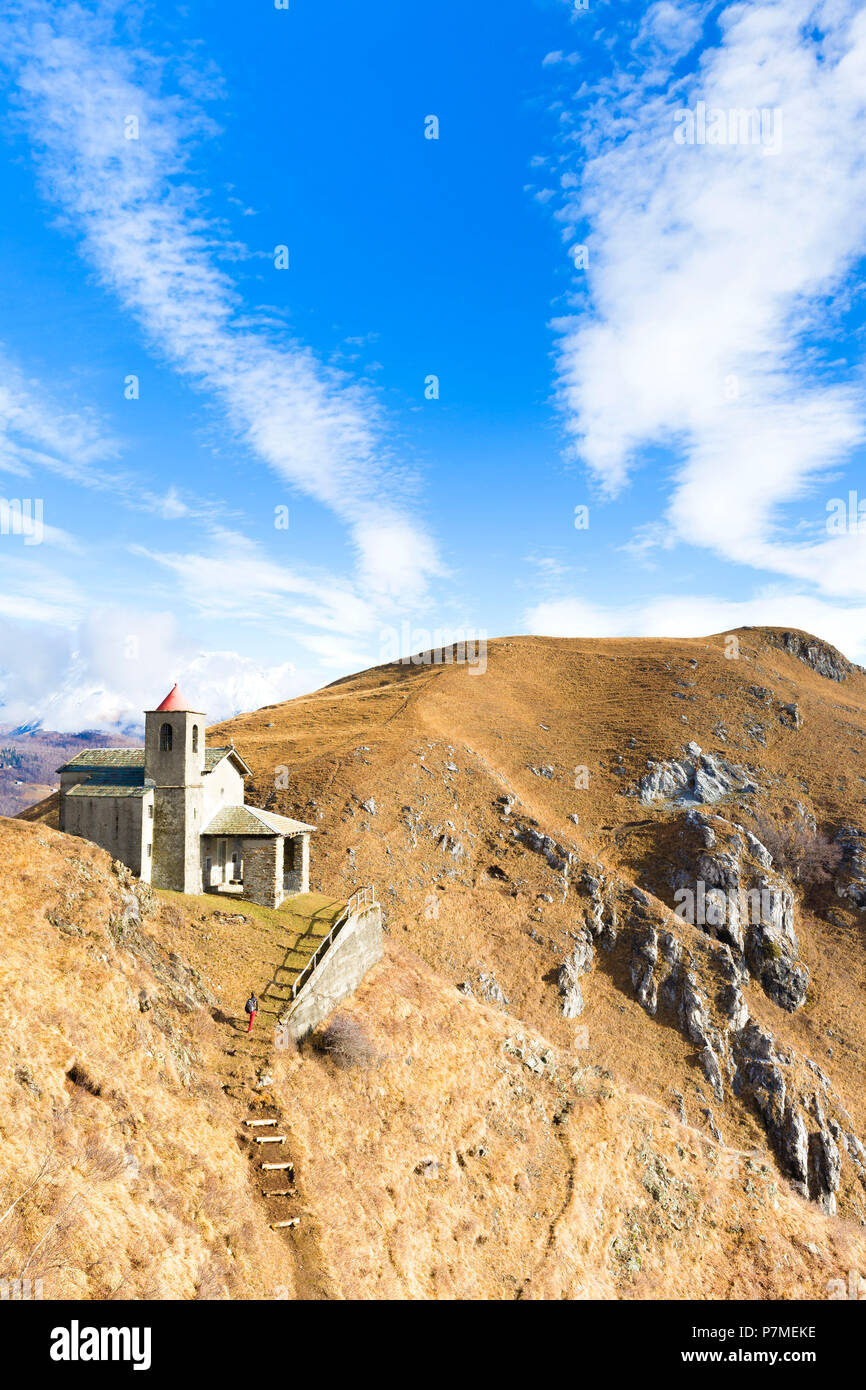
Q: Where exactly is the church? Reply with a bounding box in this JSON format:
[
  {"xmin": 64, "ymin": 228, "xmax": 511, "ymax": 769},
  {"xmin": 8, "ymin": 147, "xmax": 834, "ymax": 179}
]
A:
[{"xmin": 57, "ymin": 684, "xmax": 315, "ymax": 908}]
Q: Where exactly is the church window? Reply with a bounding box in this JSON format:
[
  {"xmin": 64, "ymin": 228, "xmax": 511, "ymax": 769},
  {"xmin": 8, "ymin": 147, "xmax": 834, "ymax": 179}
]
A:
[
  {"xmin": 192, "ymin": 724, "xmax": 199, "ymax": 753},
  {"xmin": 159, "ymin": 722, "xmax": 173, "ymax": 752}
]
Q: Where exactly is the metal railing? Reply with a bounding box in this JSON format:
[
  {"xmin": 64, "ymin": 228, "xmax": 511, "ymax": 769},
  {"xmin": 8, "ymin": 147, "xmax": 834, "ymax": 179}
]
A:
[{"xmin": 289, "ymin": 885, "xmax": 376, "ymax": 1001}]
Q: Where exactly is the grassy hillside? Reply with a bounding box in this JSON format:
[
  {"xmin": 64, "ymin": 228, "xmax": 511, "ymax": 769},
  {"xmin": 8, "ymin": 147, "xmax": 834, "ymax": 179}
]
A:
[{"xmin": 8, "ymin": 625, "xmax": 866, "ymax": 1298}]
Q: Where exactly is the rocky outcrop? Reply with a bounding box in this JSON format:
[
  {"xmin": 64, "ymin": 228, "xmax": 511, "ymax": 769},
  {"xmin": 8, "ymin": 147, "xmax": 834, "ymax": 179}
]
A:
[
  {"xmin": 629, "ymin": 924, "xmax": 658, "ymax": 1016},
  {"xmin": 834, "ymin": 825, "xmax": 866, "ymax": 909},
  {"xmin": 579, "ymin": 868, "xmax": 618, "ymax": 948},
  {"xmin": 762, "ymin": 629, "xmax": 856, "ymax": 682},
  {"xmin": 639, "ymin": 744, "xmax": 758, "ymax": 807},
  {"xmin": 732, "ymin": 1022, "xmax": 847, "ymax": 1214},
  {"xmin": 532, "ymin": 839, "xmax": 865, "ymax": 1215},
  {"xmin": 557, "ymin": 930, "xmax": 594, "ymax": 1018},
  {"xmin": 671, "ymin": 812, "xmax": 809, "ymax": 1012}
]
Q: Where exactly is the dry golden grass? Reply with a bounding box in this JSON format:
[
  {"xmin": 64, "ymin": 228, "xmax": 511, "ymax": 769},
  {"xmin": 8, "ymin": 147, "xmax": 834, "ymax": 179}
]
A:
[
  {"xmin": 10, "ymin": 625, "xmax": 866, "ymax": 1298},
  {"xmin": 263, "ymin": 944, "xmax": 866, "ymax": 1299},
  {"xmin": 0, "ymin": 818, "xmax": 300, "ymax": 1300}
]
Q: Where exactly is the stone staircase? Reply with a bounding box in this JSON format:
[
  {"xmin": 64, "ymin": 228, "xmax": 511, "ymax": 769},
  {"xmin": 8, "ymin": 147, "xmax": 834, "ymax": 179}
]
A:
[{"xmin": 224, "ymin": 888, "xmax": 378, "ymax": 1261}]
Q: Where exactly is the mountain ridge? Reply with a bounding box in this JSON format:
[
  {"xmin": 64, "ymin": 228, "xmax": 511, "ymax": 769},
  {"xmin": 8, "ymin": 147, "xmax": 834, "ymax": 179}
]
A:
[{"xmin": 11, "ymin": 624, "xmax": 866, "ymax": 1296}]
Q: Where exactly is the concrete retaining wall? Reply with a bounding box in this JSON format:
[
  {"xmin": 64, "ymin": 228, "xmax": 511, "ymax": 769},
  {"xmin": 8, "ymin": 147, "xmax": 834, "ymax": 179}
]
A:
[{"xmin": 282, "ymin": 903, "xmax": 383, "ymax": 1041}]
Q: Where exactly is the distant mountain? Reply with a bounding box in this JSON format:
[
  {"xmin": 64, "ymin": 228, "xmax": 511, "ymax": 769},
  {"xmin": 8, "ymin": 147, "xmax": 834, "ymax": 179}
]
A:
[{"xmin": 0, "ymin": 726, "xmax": 140, "ymax": 816}]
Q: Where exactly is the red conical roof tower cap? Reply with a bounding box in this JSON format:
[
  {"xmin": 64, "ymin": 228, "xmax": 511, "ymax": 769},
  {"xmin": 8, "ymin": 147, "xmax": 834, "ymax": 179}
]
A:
[{"xmin": 155, "ymin": 683, "xmax": 192, "ymax": 712}]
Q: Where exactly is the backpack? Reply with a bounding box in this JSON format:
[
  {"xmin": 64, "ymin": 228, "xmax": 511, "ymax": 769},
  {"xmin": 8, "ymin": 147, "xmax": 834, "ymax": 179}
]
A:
[{"xmin": 245, "ymin": 996, "xmax": 257, "ymax": 1015}]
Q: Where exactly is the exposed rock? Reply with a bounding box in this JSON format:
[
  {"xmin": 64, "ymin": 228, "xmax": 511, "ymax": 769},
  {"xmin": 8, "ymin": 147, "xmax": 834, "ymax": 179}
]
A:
[
  {"xmin": 477, "ymin": 971, "xmax": 509, "ymax": 1008},
  {"xmin": 640, "ymin": 748, "xmax": 757, "ymax": 807},
  {"xmin": 753, "ymin": 947, "xmax": 809, "ymax": 1013},
  {"xmin": 780, "ymin": 1108, "xmax": 809, "ymax": 1187},
  {"xmin": 512, "ymin": 823, "xmax": 574, "ymax": 876},
  {"xmin": 717, "ymin": 984, "xmax": 748, "ymax": 1031},
  {"xmin": 702, "ymin": 1107, "xmax": 722, "ymax": 1143},
  {"xmin": 744, "ymin": 829, "xmax": 773, "ymax": 870},
  {"xmin": 14, "ymin": 1062, "xmax": 41, "ymax": 1097},
  {"xmin": 438, "ymin": 833, "xmax": 465, "ymax": 859},
  {"xmin": 731, "ymin": 1022, "xmax": 851, "ymax": 1212},
  {"xmin": 558, "ymin": 930, "xmax": 594, "ymax": 1018},
  {"xmin": 679, "ymin": 972, "xmax": 712, "ymax": 1049},
  {"xmin": 763, "ymin": 629, "xmax": 855, "ymax": 682},
  {"xmin": 108, "ymin": 891, "xmax": 142, "ymax": 941},
  {"xmin": 744, "ymin": 879, "xmax": 808, "ymax": 1011},
  {"xmin": 629, "ymin": 926, "xmax": 658, "ymax": 1016},
  {"xmin": 700, "ymin": 1047, "xmax": 725, "ymax": 1104},
  {"xmin": 834, "ymin": 825, "xmax": 866, "ymax": 909},
  {"xmin": 673, "ymin": 817, "xmax": 808, "ymax": 1011},
  {"xmin": 808, "ymin": 1130, "xmax": 842, "ymax": 1215}
]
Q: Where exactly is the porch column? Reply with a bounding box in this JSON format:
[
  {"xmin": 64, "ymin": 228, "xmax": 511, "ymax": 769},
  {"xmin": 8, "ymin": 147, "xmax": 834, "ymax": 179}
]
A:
[{"xmin": 298, "ymin": 833, "xmax": 310, "ymax": 893}]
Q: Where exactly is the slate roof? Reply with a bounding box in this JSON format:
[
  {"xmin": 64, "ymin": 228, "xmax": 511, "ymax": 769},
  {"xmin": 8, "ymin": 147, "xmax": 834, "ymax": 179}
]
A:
[
  {"xmin": 205, "ymin": 746, "xmax": 251, "ymax": 775},
  {"xmin": 66, "ymin": 784, "xmax": 153, "ymax": 799},
  {"xmin": 58, "ymin": 749, "xmax": 145, "ymax": 771},
  {"xmin": 65, "ymin": 765, "xmax": 154, "ymax": 798},
  {"xmin": 202, "ymin": 805, "xmax": 316, "ymax": 838},
  {"xmin": 58, "ymin": 745, "xmax": 249, "ymax": 775}
]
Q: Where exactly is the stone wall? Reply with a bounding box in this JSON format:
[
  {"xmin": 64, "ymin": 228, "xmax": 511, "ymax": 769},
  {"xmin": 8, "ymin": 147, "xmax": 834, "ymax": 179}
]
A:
[
  {"xmin": 282, "ymin": 833, "xmax": 310, "ymax": 896},
  {"xmin": 64, "ymin": 792, "xmax": 152, "ymax": 880},
  {"xmin": 244, "ymin": 836, "xmax": 284, "ymax": 908},
  {"xmin": 151, "ymin": 785, "xmax": 203, "ymax": 893},
  {"xmin": 281, "ymin": 903, "xmax": 383, "ymax": 1041}
]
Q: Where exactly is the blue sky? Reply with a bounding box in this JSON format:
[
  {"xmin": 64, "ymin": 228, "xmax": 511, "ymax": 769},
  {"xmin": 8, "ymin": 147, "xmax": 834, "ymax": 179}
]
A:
[{"xmin": 0, "ymin": 0, "xmax": 865, "ymax": 729}]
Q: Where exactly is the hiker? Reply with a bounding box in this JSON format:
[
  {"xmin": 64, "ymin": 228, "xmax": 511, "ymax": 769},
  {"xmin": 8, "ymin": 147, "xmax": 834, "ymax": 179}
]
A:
[{"xmin": 244, "ymin": 991, "xmax": 259, "ymax": 1034}]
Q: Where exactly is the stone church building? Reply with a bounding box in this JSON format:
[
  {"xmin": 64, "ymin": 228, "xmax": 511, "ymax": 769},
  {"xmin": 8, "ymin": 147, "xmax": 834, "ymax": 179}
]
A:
[{"xmin": 57, "ymin": 684, "xmax": 314, "ymax": 907}]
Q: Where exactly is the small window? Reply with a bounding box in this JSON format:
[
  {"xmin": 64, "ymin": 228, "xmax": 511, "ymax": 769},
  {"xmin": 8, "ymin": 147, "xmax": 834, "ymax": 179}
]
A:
[
  {"xmin": 148, "ymin": 805, "xmax": 154, "ymax": 819},
  {"xmin": 146, "ymin": 844, "xmax": 152, "ymax": 858},
  {"xmin": 192, "ymin": 724, "xmax": 199, "ymax": 753},
  {"xmin": 159, "ymin": 722, "xmax": 173, "ymax": 752}
]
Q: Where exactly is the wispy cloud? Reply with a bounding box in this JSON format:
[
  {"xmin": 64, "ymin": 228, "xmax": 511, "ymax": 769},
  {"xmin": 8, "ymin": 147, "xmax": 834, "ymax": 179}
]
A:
[
  {"xmin": 0, "ymin": 344, "xmax": 120, "ymax": 487},
  {"xmin": 132, "ymin": 528, "xmax": 379, "ymax": 638},
  {"xmin": 548, "ymin": 0, "xmax": 866, "ymax": 598},
  {"xmin": 0, "ymin": 1, "xmax": 443, "ymax": 601}
]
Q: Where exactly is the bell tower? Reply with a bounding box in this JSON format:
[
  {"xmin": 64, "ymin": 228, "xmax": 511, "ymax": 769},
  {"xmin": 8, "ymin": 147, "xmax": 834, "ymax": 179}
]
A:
[{"xmin": 144, "ymin": 684, "xmax": 205, "ymax": 892}]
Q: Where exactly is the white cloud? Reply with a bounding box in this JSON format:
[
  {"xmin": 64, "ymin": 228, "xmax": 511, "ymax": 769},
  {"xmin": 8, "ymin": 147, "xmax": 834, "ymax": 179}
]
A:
[
  {"xmin": 525, "ymin": 589, "xmax": 866, "ymax": 664},
  {"xmin": 0, "ymin": 3, "xmax": 443, "ymax": 600},
  {"xmin": 0, "ymin": 604, "xmax": 304, "ymax": 731},
  {"xmin": 132, "ymin": 528, "xmax": 379, "ymax": 636},
  {"xmin": 0, "ymin": 344, "xmax": 120, "ymax": 487},
  {"xmin": 551, "ymin": 0, "xmax": 866, "ymax": 599}
]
